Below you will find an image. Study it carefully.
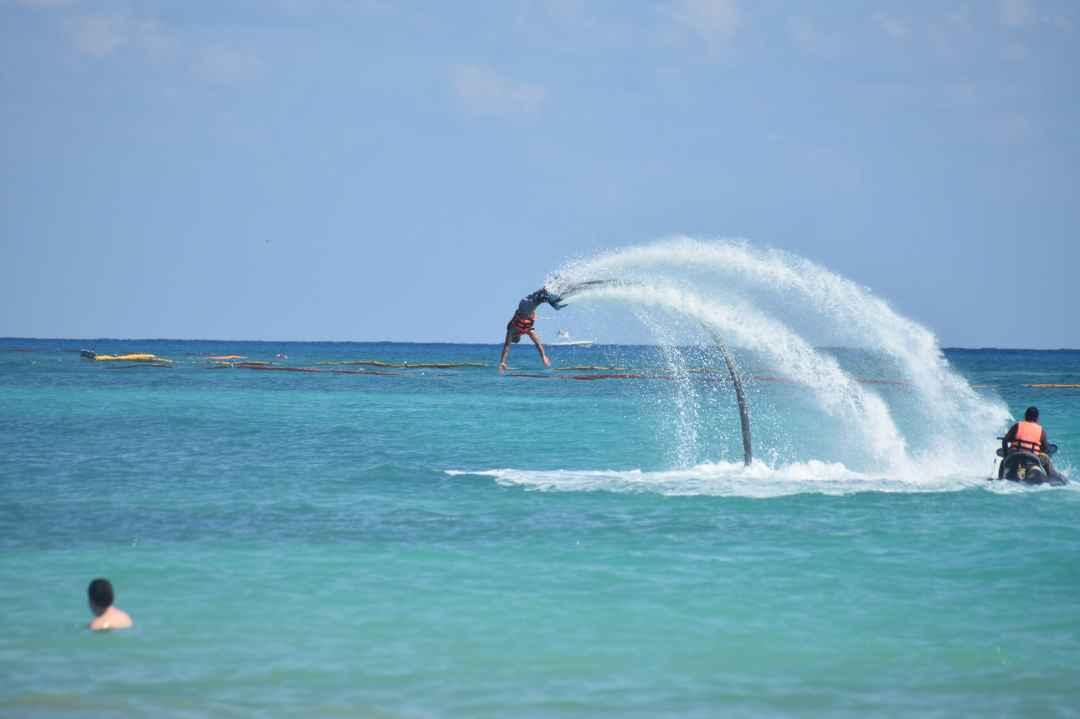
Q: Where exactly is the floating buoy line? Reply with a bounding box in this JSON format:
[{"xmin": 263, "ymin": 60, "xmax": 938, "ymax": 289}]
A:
[{"xmin": 30, "ymin": 349, "xmax": 1064, "ymax": 389}]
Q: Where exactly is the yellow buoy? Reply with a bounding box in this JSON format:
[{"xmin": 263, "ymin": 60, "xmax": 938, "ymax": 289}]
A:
[{"xmin": 81, "ymin": 351, "xmax": 170, "ymax": 362}]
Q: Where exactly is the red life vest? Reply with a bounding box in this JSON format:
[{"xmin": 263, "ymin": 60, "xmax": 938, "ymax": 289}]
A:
[
  {"xmin": 1011, "ymin": 421, "xmax": 1043, "ymax": 453},
  {"xmin": 509, "ymin": 312, "xmax": 536, "ymax": 334}
]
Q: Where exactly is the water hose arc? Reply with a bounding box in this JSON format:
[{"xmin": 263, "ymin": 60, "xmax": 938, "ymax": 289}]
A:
[{"xmin": 710, "ymin": 334, "xmax": 752, "ymax": 466}]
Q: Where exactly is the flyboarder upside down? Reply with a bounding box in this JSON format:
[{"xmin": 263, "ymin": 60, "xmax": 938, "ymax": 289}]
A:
[
  {"xmin": 497, "ymin": 280, "xmax": 614, "ymax": 372},
  {"xmin": 498, "ymin": 288, "xmax": 566, "ymax": 372}
]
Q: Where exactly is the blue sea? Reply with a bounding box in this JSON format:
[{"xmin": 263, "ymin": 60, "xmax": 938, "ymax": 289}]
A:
[{"xmin": 1, "ymin": 338, "xmax": 1078, "ymax": 718}]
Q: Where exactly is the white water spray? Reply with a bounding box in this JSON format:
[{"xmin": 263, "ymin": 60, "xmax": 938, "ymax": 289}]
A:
[
  {"xmin": 582, "ymin": 281, "xmax": 909, "ymax": 471},
  {"xmin": 549, "ymin": 237, "xmax": 1010, "ymax": 478}
]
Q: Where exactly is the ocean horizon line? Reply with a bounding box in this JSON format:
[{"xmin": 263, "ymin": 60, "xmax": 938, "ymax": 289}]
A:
[{"xmin": 1, "ymin": 336, "xmax": 1078, "ymax": 352}]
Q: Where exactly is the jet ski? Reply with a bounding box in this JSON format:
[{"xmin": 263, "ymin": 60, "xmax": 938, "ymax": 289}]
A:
[{"xmin": 993, "ymin": 441, "xmax": 1067, "ymax": 486}]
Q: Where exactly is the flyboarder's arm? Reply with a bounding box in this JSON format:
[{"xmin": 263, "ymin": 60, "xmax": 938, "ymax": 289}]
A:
[{"xmin": 498, "ymin": 330, "xmax": 512, "ymax": 372}]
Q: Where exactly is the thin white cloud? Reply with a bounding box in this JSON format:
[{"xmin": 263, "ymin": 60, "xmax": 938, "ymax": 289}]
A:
[
  {"xmin": 134, "ymin": 18, "xmax": 176, "ymax": 59},
  {"xmin": 874, "ymin": 13, "xmax": 909, "ymax": 41},
  {"xmin": 942, "ymin": 82, "xmax": 978, "ymax": 107},
  {"xmin": 62, "ymin": 13, "xmax": 175, "ymax": 59},
  {"xmin": 787, "ymin": 16, "xmax": 824, "ymax": 54},
  {"xmin": 451, "ymin": 64, "xmax": 546, "ymax": 116},
  {"xmin": 21, "ymin": 2, "xmax": 265, "ymax": 90},
  {"xmin": 990, "ymin": 111, "xmax": 1033, "ymax": 144},
  {"xmin": 671, "ymin": 0, "xmax": 739, "ymax": 47},
  {"xmin": 52, "ymin": 7, "xmax": 260, "ymax": 89},
  {"xmin": 1046, "ymin": 14, "xmax": 1073, "ymax": 32},
  {"xmin": 786, "ymin": 16, "xmax": 849, "ymax": 58},
  {"xmin": 999, "ymin": 0, "xmax": 1032, "ymax": 27},
  {"xmin": 928, "ymin": 9, "xmax": 974, "ymax": 57},
  {"xmin": 196, "ymin": 45, "xmax": 263, "ymax": 85},
  {"xmin": 274, "ymin": 0, "xmax": 382, "ymax": 18},
  {"xmin": 1004, "ymin": 41, "xmax": 1031, "ymax": 61},
  {"xmin": 542, "ymin": 0, "xmax": 585, "ymax": 25},
  {"xmin": 68, "ymin": 15, "xmax": 126, "ymax": 57},
  {"xmin": 16, "ymin": 0, "xmax": 76, "ymax": 8}
]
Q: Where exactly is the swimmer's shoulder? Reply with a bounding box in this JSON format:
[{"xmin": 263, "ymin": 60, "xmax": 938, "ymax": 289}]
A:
[{"xmin": 89, "ymin": 608, "xmax": 133, "ymax": 631}]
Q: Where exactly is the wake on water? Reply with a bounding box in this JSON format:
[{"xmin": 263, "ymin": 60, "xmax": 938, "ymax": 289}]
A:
[
  {"xmin": 446, "ymin": 462, "xmax": 986, "ymax": 498},
  {"xmin": 453, "ymin": 238, "xmax": 1054, "ymax": 497}
]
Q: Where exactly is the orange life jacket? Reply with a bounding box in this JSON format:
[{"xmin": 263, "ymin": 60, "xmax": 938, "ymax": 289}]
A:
[
  {"xmin": 509, "ymin": 312, "xmax": 536, "ymax": 334},
  {"xmin": 1011, "ymin": 421, "xmax": 1043, "ymax": 453}
]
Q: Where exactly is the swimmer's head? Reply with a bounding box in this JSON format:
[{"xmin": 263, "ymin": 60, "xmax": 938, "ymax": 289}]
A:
[{"xmin": 88, "ymin": 578, "xmax": 114, "ymax": 614}]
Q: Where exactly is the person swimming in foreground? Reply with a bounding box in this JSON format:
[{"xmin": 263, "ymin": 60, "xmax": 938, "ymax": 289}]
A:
[
  {"xmin": 87, "ymin": 578, "xmax": 133, "ymax": 631},
  {"xmin": 499, "ymin": 288, "xmax": 566, "ymax": 372}
]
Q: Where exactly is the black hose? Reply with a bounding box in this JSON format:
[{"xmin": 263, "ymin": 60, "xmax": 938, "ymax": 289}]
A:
[{"xmin": 711, "ymin": 335, "xmax": 752, "ymax": 466}]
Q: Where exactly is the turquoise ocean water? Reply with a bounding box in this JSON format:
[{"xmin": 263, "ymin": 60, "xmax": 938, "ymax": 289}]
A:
[{"xmin": 1, "ymin": 337, "xmax": 1078, "ymax": 717}]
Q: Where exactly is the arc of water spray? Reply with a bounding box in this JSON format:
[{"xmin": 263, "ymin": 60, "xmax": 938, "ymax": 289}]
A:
[
  {"xmin": 553, "ymin": 279, "xmax": 909, "ymax": 470},
  {"xmin": 558, "ymin": 237, "xmax": 1009, "ymax": 468}
]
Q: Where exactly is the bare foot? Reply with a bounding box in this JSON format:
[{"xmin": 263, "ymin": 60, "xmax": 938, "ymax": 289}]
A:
[{"xmin": 542, "ymin": 356, "xmax": 551, "ymax": 368}]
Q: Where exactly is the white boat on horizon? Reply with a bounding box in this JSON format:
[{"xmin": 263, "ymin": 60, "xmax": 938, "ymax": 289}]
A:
[{"xmin": 549, "ymin": 329, "xmax": 593, "ymax": 348}]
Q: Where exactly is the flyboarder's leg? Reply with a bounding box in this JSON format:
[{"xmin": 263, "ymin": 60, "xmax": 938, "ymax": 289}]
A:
[{"xmin": 526, "ymin": 329, "xmax": 551, "ymax": 367}]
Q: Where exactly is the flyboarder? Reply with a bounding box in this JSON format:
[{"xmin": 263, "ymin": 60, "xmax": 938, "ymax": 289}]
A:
[{"xmin": 498, "ymin": 288, "xmax": 566, "ymax": 372}]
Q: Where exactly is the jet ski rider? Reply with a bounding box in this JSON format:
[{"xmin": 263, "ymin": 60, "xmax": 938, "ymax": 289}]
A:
[{"xmin": 1000, "ymin": 406, "xmax": 1054, "ymax": 477}]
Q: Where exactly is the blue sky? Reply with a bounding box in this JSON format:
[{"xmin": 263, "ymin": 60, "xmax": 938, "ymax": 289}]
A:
[{"xmin": 1, "ymin": 0, "xmax": 1075, "ymax": 347}]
